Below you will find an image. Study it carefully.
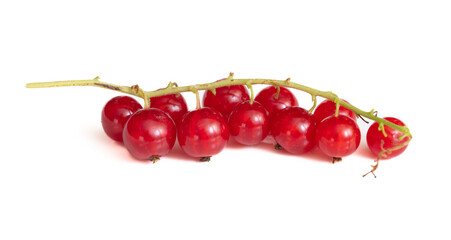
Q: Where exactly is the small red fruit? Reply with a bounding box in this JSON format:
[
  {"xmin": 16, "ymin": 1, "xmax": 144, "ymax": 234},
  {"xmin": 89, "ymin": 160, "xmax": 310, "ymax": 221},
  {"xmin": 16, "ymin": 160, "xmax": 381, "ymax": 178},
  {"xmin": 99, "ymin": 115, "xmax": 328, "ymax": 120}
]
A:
[
  {"xmin": 271, "ymin": 107, "xmax": 317, "ymax": 154},
  {"xmin": 123, "ymin": 108, "xmax": 176, "ymax": 160},
  {"xmin": 316, "ymin": 115, "xmax": 361, "ymax": 159},
  {"xmin": 178, "ymin": 108, "xmax": 229, "ymax": 160},
  {"xmin": 366, "ymin": 117, "xmax": 409, "ymax": 159},
  {"xmin": 150, "ymin": 94, "xmax": 188, "ymax": 126},
  {"xmin": 202, "ymin": 84, "xmax": 250, "ymax": 120},
  {"xmin": 228, "ymin": 101, "xmax": 269, "ymax": 145},
  {"xmin": 254, "ymin": 86, "xmax": 298, "ymax": 117},
  {"xmin": 101, "ymin": 96, "xmax": 142, "ymax": 142}
]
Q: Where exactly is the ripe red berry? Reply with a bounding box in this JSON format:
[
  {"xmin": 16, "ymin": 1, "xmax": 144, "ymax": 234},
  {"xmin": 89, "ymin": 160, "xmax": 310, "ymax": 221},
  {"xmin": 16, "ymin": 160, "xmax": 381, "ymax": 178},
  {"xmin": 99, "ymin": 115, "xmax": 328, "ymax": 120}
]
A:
[
  {"xmin": 101, "ymin": 96, "xmax": 142, "ymax": 142},
  {"xmin": 254, "ymin": 86, "xmax": 298, "ymax": 117},
  {"xmin": 271, "ymin": 107, "xmax": 317, "ymax": 154},
  {"xmin": 150, "ymin": 94, "xmax": 188, "ymax": 126},
  {"xmin": 313, "ymin": 99, "xmax": 356, "ymax": 123},
  {"xmin": 202, "ymin": 84, "xmax": 250, "ymax": 120},
  {"xmin": 123, "ymin": 108, "xmax": 176, "ymax": 160},
  {"xmin": 228, "ymin": 101, "xmax": 269, "ymax": 145},
  {"xmin": 178, "ymin": 108, "xmax": 229, "ymax": 160},
  {"xmin": 366, "ymin": 117, "xmax": 409, "ymax": 159},
  {"xmin": 316, "ymin": 115, "xmax": 361, "ymax": 159}
]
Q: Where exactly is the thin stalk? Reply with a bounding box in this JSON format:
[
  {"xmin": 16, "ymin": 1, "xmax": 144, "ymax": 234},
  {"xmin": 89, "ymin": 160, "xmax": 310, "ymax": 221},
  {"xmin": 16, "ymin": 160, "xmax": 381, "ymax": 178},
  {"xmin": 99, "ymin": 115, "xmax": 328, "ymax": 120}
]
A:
[
  {"xmin": 246, "ymin": 81, "xmax": 254, "ymax": 105},
  {"xmin": 26, "ymin": 76, "xmax": 150, "ymax": 108}
]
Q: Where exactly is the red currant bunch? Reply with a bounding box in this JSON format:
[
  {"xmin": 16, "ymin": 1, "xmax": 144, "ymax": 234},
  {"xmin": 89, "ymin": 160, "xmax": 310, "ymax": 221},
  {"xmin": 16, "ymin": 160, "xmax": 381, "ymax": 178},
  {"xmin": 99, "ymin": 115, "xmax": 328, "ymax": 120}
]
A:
[
  {"xmin": 27, "ymin": 74, "xmax": 411, "ymax": 176},
  {"xmin": 100, "ymin": 84, "xmax": 409, "ymax": 172}
]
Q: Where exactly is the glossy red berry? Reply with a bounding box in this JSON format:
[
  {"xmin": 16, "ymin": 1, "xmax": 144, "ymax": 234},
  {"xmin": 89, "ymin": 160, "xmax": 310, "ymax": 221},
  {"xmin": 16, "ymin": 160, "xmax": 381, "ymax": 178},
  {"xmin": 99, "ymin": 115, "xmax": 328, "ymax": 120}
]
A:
[
  {"xmin": 101, "ymin": 96, "xmax": 142, "ymax": 142},
  {"xmin": 254, "ymin": 86, "xmax": 298, "ymax": 117},
  {"xmin": 123, "ymin": 108, "xmax": 176, "ymax": 160},
  {"xmin": 316, "ymin": 115, "xmax": 361, "ymax": 159},
  {"xmin": 271, "ymin": 107, "xmax": 317, "ymax": 154},
  {"xmin": 202, "ymin": 84, "xmax": 250, "ymax": 120},
  {"xmin": 150, "ymin": 94, "xmax": 188, "ymax": 126},
  {"xmin": 228, "ymin": 101, "xmax": 269, "ymax": 145},
  {"xmin": 178, "ymin": 108, "xmax": 229, "ymax": 160},
  {"xmin": 313, "ymin": 99, "xmax": 356, "ymax": 123},
  {"xmin": 366, "ymin": 117, "xmax": 409, "ymax": 159}
]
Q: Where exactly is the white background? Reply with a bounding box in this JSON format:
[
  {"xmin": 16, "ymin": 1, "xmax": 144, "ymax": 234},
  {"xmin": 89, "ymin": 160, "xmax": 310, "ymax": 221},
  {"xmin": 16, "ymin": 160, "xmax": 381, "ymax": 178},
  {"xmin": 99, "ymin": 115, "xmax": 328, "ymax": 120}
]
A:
[{"xmin": 1, "ymin": 0, "xmax": 450, "ymax": 239}]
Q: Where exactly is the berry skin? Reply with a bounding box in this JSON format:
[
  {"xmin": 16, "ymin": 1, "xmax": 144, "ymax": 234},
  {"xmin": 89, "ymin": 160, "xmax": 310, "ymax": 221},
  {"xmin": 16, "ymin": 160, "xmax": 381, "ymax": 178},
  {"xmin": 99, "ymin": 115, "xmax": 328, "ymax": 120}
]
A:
[
  {"xmin": 228, "ymin": 101, "xmax": 270, "ymax": 145},
  {"xmin": 313, "ymin": 99, "xmax": 356, "ymax": 123},
  {"xmin": 366, "ymin": 117, "xmax": 409, "ymax": 159},
  {"xmin": 271, "ymin": 107, "xmax": 317, "ymax": 154},
  {"xmin": 202, "ymin": 84, "xmax": 250, "ymax": 120},
  {"xmin": 316, "ymin": 115, "xmax": 361, "ymax": 159},
  {"xmin": 123, "ymin": 108, "xmax": 176, "ymax": 160},
  {"xmin": 150, "ymin": 94, "xmax": 188, "ymax": 126},
  {"xmin": 101, "ymin": 96, "xmax": 142, "ymax": 142},
  {"xmin": 178, "ymin": 108, "xmax": 229, "ymax": 160},
  {"xmin": 254, "ymin": 86, "xmax": 298, "ymax": 117}
]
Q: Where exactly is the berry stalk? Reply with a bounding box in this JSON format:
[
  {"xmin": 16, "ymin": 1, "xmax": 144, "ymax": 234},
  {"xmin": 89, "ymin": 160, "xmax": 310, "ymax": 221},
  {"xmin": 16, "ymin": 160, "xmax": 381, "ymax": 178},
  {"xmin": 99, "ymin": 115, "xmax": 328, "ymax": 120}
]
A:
[
  {"xmin": 26, "ymin": 76, "xmax": 151, "ymax": 108},
  {"xmin": 25, "ymin": 73, "xmax": 412, "ymax": 139}
]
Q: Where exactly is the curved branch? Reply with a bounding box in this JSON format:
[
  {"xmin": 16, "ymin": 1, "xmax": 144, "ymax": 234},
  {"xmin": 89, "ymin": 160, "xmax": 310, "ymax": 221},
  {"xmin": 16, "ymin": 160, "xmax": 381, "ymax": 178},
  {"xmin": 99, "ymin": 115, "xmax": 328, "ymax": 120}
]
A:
[{"xmin": 25, "ymin": 73, "xmax": 412, "ymax": 138}]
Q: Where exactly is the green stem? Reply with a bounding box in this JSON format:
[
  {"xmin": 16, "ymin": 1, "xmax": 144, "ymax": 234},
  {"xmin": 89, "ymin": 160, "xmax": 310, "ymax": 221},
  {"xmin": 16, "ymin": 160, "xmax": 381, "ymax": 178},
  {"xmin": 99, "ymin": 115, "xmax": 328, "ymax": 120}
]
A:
[
  {"xmin": 246, "ymin": 81, "xmax": 254, "ymax": 105},
  {"xmin": 26, "ymin": 76, "xmax": 150, "ymax": 108},
  {"xmin": 25, "ymin": 73, "xmax": 412, "ymax": 139}
]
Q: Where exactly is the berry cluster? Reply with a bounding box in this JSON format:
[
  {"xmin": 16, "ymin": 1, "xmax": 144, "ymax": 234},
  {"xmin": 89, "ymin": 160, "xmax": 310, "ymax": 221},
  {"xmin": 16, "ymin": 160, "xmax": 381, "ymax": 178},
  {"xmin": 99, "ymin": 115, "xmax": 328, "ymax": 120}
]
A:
[
  {"xmin": 27, "ymin": 75, "xmax": 411, "ymax": 177},
  {"xmin": 101, "ymin": 82, "xmax": 409, "ymax": 176}
]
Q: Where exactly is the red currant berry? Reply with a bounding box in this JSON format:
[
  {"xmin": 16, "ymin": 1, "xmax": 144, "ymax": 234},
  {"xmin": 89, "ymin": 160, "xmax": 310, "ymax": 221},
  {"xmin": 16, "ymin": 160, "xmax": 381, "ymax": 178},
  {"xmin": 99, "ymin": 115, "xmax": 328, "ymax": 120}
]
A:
[
  {"xmin": 150, "ymin": 94, "xmax": 188, "ymax": 126},
  {"xmin": 101, "ymin": 96, "xmax": 142, "ymax": 142},
  {"xmin": 228, "ymin": 101, "xmax": 269, "ymax": 145},
  {"xmin": 366, "ymin": 117, "xmax": 409, "ymax": 159},
  {"xmin": 202, "ymin": 84, "xmax": 250, "ymax": 120},
  {"xmin": 123, "ymin": 108, "xmax": 176, "ymax": 160},
  {"xmin": 271, "ymin": 107, "xmax": 317, "ymax": 154},
  {"xmin": 178, "ymin": 108, "xmax": 229, "ymax": 160},
  {"xmin": 254, "ymin": 86, "xmax": 298, "ymax": 117},
  {"xmin": 313, "ymin": 99, "xmax": 356, "ymax": 123},
  {"xmin": 316, "ymin": 115, "xmax": 361, "ymax": 159}
]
